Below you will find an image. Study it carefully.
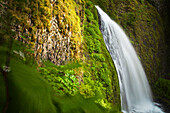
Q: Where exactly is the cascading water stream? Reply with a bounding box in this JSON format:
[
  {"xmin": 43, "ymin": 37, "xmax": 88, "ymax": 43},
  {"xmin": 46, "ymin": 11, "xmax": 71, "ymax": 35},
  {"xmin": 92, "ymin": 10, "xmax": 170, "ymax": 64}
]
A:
[{"xmin": 95, "ymin": 6, "xmax": 164, "ymax": 113}]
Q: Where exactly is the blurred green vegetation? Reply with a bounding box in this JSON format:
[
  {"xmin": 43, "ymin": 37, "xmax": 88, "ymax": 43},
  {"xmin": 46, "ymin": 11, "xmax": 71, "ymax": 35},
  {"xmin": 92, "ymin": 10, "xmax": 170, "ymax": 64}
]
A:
[
  {"xmin": 0, "ymin": 39, "xmax": 120, "ymax": 113},
  {"xmin": 153, "ymin": 78, "xmax": 170, "ymax": 108},
  {"xmin": 0, "ymin": 40, "xmax": 56, "ymax": 113}
]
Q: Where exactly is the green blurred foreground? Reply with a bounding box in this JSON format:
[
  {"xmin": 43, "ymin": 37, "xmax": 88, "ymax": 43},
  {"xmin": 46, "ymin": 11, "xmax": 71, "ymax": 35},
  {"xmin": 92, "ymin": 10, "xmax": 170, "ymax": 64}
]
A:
[{"xmin": 0, "ymin": 40, "xmax": 120, "ymax": 113}]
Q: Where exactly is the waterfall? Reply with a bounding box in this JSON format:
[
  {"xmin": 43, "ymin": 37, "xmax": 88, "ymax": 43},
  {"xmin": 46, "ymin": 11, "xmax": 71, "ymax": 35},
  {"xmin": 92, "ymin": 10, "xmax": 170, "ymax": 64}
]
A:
[{"xmin": 95, "ymin": 6, "xmax": 164, "ymax": 113}]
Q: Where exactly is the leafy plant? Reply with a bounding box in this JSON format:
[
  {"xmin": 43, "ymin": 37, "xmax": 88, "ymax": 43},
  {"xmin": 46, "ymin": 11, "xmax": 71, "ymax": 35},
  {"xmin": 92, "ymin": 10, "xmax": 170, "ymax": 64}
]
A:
[
  {"xmin": 154, "ymin": 78, "xmax": 170, "ymax": 99},
  {"xmin": 39, "ymin": 61, "xmax": 81, "ymax": 96},
  {"xmin": 140, "ymin": 0, "xmax": 144, "ymax": 4},
  {"xmin": 91, "ymin": 53, "xmax": 105, "ymax": 62}
]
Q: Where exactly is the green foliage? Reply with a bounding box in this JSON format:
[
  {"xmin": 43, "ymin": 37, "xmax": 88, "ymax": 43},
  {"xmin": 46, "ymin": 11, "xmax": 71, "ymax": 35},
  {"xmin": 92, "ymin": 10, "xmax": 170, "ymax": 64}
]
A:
[
  {"xmin": 39, "ymin": 65, "xmax": 80, "ymax": 96},
  {"xmin": 43, "ymin": 61, "xmax": 82, "ymax": 71},
  {"xmin": 12, "ymin": 40, "xmax": 35, "ymax": 66},
  {"xmin": 80, "ymin": 72, "xmax": 113, "ymax": 109},
  {"xmin": 15, "ymin": 0, "xmax": 27, "ymax": 3},
  {"xmin": 0, "ymin": 40, "xmax": 114, "ymax": 113},
  {"xmin": 130, "ymin": 40, "xmax": 135, "ymax": 44},
  {"xmin": 91, "ymin": 53, "xmax": 105, "ymax": 62},
  {"xmin": 153, "ymin": 77, "xmax": 170, "ymax": 109},
  {"xmin": 154, "ymin": 78, "xmax": 170, "ymax": 99},
  {"xmin": 80, "ymin": 83, "xmax": 95, "ymax": 98},
  {"xmin": 126, "ymin": 12, "xmax": 136, "ymax": 26},
  {"xmin": 139, "ymin": 0, "xmax": 144, "ymax": 4},
  {"xmin": 95, "ymin": 39, "xmax": 101, "ymax": 52},
  {"xmin": 39, "ymin": 60, "xmax": 82, "ymax": 96},
  {"xmin": 53, "ymin": 94, "xmax": 112, "ymax": 113},
  {"xmin": 86, "ymin": 37, "xmax": 95, "ymax": 53},
  {"xmin": 86, "ymin": 1, "xmax": 93, "ymax": 9},
  {"xmin": 85, "ymin": 9, "xmax": 93, "ymax": 17},
  {"xmin": 86, "ymin": 27, "xmax": 96, "ymax": 36},
  {"xmin": 82, "ymin": 0, "xmax": 120, "ymax": 110}
]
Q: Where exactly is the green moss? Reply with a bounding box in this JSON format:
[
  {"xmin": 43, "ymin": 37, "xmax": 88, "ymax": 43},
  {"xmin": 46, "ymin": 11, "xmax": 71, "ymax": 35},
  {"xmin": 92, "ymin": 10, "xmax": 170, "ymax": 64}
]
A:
[
  {"xmin": 155, "ymin": 78, "xmax": 170, "ymax": 97},
  {"xmin": 82, "ymin": 0, "xmax": 120, "ymax": 110},
  {"xmin": 91, "ymin": 53, "xmax": 105, "ymax": 62},
  {"xmin": 39, "ymin": 62, "xmax": 81, "ymax": 96},
  {"xmin": 153, "ymin": 78, "xmax": 170, "ymax": 106}
]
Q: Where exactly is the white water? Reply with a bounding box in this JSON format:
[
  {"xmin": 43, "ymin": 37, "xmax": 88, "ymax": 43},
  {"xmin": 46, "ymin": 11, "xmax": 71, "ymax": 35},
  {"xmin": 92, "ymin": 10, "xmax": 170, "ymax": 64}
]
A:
[{"xmin": 95, "ymin": 6, "xmax": 164, "ymax": 113}]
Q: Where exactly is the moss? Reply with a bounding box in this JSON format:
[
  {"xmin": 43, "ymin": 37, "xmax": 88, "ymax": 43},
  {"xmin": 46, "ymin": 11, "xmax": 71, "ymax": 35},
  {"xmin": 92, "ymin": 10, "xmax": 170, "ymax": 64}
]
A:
[
  {"xmin": 54, "ymin": 0, "xmax": 84, "ymax": 60},
  {"xmin": 153, "ymin": 78, "xmax": 170, "ymax": 108},
  {"xmin": 154, "ymin": 78, "xmax": 170, "ymax": 98},
  {"xmin": 82, "ymin": 0, "xmax": 120, "ymax": 110}
]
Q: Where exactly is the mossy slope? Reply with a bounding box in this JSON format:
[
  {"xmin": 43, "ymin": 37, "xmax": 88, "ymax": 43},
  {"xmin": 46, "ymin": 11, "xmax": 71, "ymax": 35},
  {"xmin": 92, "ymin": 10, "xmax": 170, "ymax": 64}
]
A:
[{"xmin": 81, "ymin": 0, "xmax": 120, "ymax": 110}]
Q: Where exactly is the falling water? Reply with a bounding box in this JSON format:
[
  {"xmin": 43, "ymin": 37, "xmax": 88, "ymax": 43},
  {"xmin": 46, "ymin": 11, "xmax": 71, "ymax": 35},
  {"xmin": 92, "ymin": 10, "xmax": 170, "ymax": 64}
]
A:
[{"xmin": 95, "ymin": 6, "xmax": 164, "ymax": 113}]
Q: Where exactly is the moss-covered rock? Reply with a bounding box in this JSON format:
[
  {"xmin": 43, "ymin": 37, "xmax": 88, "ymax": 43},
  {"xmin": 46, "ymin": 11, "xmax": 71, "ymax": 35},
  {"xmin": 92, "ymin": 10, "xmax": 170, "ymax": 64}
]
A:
[{"xmin": 81, "ymin": 0, "xmax": 120, "ymax": 110}]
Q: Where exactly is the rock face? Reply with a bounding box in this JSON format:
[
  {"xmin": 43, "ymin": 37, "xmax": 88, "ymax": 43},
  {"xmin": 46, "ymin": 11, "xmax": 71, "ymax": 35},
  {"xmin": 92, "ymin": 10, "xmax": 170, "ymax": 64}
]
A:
[
  {"xmin": 12, "ymin": 0, "xmax": 85, "ymax": 66},
  {"xmin": 34, "ymin": 16, "xmax": 72, "ymax": 65}
]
